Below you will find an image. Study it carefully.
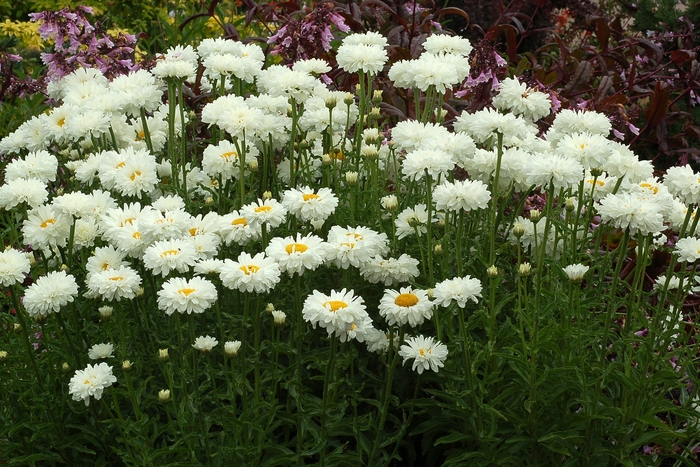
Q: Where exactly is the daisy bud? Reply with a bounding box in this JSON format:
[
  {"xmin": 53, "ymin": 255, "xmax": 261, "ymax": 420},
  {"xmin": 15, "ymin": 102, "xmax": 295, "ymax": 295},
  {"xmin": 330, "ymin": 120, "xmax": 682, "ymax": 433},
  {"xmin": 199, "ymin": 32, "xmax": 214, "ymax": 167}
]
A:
[
  {"xmin": 321, "ymin": 153, "xmax": 332, "ymax": 165},
  {"xmin": 26, "ymin": 252, "xmax": 36, "ymax": 266},
  {"xmin": 310, "ymin": 219, "xmax": 325, "ymax": 231},
  {"xmin": 590, "ymin": 167, "xmax": 604, "ymax": 177},
  {"xmin": 381, "ymin": 194, "xmax": 398, "ymax": 211},
  {"xmin": 512, "ymin": 223, "xmax": 525, "ymax": 238},
  {"xmin": 325, "ymin": 96, "xmax": 339, "ymax": 109},
  {"xmin": 361, "ymin": 145, "xmax": 379, "ymax": 159},
  {"xmin": 372, "ymin": 90, "xmax": 383, "ymax": 105},
  {"xmin": 563, "ymin": 264, "xmax": 589, "ymax": 283},
  {"xmin": 248, "ymin": 159, "xmax": 258, "ymax": 172},
  {"xmin": 0, "ymin": 350, "xmax": 7, "ymax": 361},
  {"xmin": 299, "ymin": 139, "xmax": 310, "ymax": 150},
  {"xmin": 345, "ymin": 171, "xmax": 358, "ymax": 185},
  {"xmin": 13, "ymin": 323, "xmax": 21, "ymax": 332},
  {"xmin": 343, "ymin": 92, "xmax": 355, "ymax": 106},
  {"xmin": 272, "ymin": 310, "xmax": 286, "ymax": 325},
  {"xmin": 136, "ymin": 287, "xmax": 145, "ymax": 297},
  {"xmin": 427, "ymin": 288, "xmax": 434, "ymax": 299},
  {"xmin": 205, "ymin": 197, "xmax": 215, "ymax": 206},
  {"xmin": 158, "ymin": 348, "xmax": 169, "ymax": 362},
  {"xmin": 262, "ymin": 191, "xmax": 273, "ymax": 201},
  {"xmin": 60, "ymin": 263, "xmax": 69, "ymax": 272},
  {"xmin": 266, "ymin": 303, "xmax": 276, "ymax": 312},
  {"xmin": 518, "ymin": 262, "xmax": 532, "ymax": 277},
  {"xmin": 487, "ymin": 265, "xmax": 499, "ymax": 278},
  {"xmin": 368, "ymin": 107, "xmax": 381, "ymax": 120},
  {"xmin": 122, "ymin": 360, "xmax": 133, "ymax": 371},
  {"xmin": 56, "ymin": 188, "xmax": 64, "ymax": 196},
  {"xmin": 99, "ymin": 306, "xmax": 113, "ymax": 320},
  {"xmin": 565, "ymin": 197, "xmax": 576, "ymax": 212},
  {"xmin": 62, "ymin": 362, "xmax": 70, "ymax": 372},
  {"xmin": 434, "ymin": 244, "xmax": 443, "ymax": 255},
  {"xmin": 158, "ymin": 389, "xmax": 171, "ymax": 402},
  {"xmin": 224, "ymin": 340, "xmax": 242, "ymax": 356},
  {"xmin": 529, "ymin": 209, "xmax": 541, "ymax": 222}
]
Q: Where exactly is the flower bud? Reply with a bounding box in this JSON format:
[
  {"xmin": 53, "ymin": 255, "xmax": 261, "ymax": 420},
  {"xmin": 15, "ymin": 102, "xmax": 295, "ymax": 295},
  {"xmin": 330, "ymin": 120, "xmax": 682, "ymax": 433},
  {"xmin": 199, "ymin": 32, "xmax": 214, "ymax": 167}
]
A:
[
  {"xmin": 590, "ymin": 167, "xmax": 604, "ymax": 177},
  {"xmin": 158, "ymin": 389, "xmax": 171, "ymax": 402},
  {"xmin": 565, "ymin": 197, "xmax": 576, "ymax": 212},
  {"xmin": 205, "ymin": 196, "xmax": 215, "ymax": 206},
  {"xmin": 368, "ymin": 107, "xmax": 381, "ymax": 120},
  {"xmin": 381, "ymin": 194, "xmax": 398, "ymax": 211},
  {"xmin": 266, "ymin": 303, "xmax": 275, "ymax": 313},
  {"xmin": 272, "ymin": 310, "xmax": 286, "ymax": 325},
  {"xmin": 122, "ymin": 360, "xmax": 133, "ymax": 371},
  {"xmin": 99, "ymin": 306, "xmax": 113, "ymax": 320},
  {"xmin": 343, "ymin": 92, "xmax": 355, "ymax": 106},
  {"xmin": 158, "ymin": 348, "xmax": 169, "ymax": 362},
  {"xmin": 262, "ymin": 190, "xmax": 273, "ymax": 201},
  {"xmin": 372, "ymin": 89, "xmax": 383, "ymax": 105},
  {"xmin": 0, "ymin": 350, "xmax": 7, "ymax": 361},
  {"xmin": 518, "ymin": 262, "xmax": 531, "ymax": 277},
  {"xmin": 427, "ymin": 288, "xmax": 434, "ymax": 299},
  {"xmin": 361, "ymin": 145, "xmax": 379, "ymax": 159},
  {"xmin": 529, "ymin": 209, "xmax": 541, "ymax": 222},
  {"xmin": 487, "ymin": 265, "xmax": 499, "ymax": 278},
  {"xmin": 433, "ymin": 244, "xmax": 443, "ymax": 255},
  {"xmin": 512, "ymin": 223, "xmax": 525, "ymax": 238},
  {"xmin": 136, "ymin": 287, "xmax": 145, "ymax": 297},
  {"xmin": 325, "ymin": 95, "xmax": 339, "ymax": 109},
  {"xmin": 321, "ymin": 153, "xmax": 332, "ymax": 165},
  {"xmin": 345, "ymin": 171, "xmax": 358, "ymax": 185},
  {"xmin": 248, "ymin": 159, "xmax": 258, "ymax": 172},
  {"xmin": 60, "ymin": 263, "xmax": 69, "ymax": 272},
  {"xmin": 13, "ymin": 323, "xmax": 21, "ymax": 333},
  {"xmin": 62, "ymin": 362, "xmax": 70, "ymax": 372},
  {"xmin": 310, "ymin": 219, "xmax": 325, "ymax": 231},
  {"xmin": 224, "ymin": 341, "xmax": 242, "ymax": 356}
]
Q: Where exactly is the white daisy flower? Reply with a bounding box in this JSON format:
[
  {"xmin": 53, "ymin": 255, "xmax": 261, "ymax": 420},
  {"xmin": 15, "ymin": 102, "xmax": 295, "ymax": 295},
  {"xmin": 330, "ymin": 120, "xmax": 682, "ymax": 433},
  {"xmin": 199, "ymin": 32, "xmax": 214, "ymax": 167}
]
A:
[
  {"xmin": 23, "ymin": 270, "xmax": 79, "ymax": 319},
  {"xmin": 562, "ymin": 264, "xmax": 589, "ymax": 283},
  {"xmin": 86, "ymin": 266, "xmax": 142, "ymax": 301},
  {"xmin": 240, "ymin": 198, "xmax": 287, "ymax": 230},
  {"xmin": 0, "ymin": 178, "xmax": 48, "ymax": 209},
  {"xmin": 22, "ymin": 205, "xmax": 71, "ymax": 250},
  {"xmin": 143, "ymin": 239, "xmax": 198, "ymax": 277},
  {"xmin": 675, "ymin": 237, "xmax": 700, "ymax": 263},
  {"xmin": 68, "ymin": 362, "xmax": 117, "ymax": 406},
  {"xmin": 423, "ymin": 34, "xmax": 473, "ymax": 56},
  {"xmin": 88, "ymin": 343, "xmax": 114, "ymax": 360},
  {"xmin": 220, "ymin": 251, "xmax": 281, "ymax": 294},
  {"xmin": 395, "ymin": 204, "xmax": 433, "ymax": 239},
  {"xmin": 265, "ymin": 233, "xmax": 329, "ymax": 276},
  {"xmin": 282, "ymin": 186, "xmax": 339, "ymax": 222},
  {"xmin": 4, "ymin": 150, "xmax": 58, "ymax": 183},
  {"xmin": 399, "ymin": 335, "xmax": 448, "ymax": 374},
  {"xmin": 336, "ymin": 43, "xmax": 388, "ymax": 75},
  {"xmin": 401, "ymin": 149, "xmax": 454, "ymax": 181},
  {"xmin": 433, "ymin": 179, "xmax": 491, "ymax": 212},
  {"xmin": 218, "ymin": 211, "xmax": 261, "ymax": 246},
  {"xmin": 379, "ymin": 287, "xmax": 433, "ymax": 327},
  {"xmin": 492, "ymin": 77, "xmax": 551, "ymax": 121},
  {"xmin": 0, "ymin": 249, "xmax": 31, "ymax": 287},
  {"xmin": 433, "ymin": 276, "xmax": 483, "ymax": 308},
  {"xmin": 597, "ymin": 192, "xmax": 665, "ymax": 236},
  {"xmin": 193, "ymin": 335, "xmax": 218, "ymax": 352},
  {"xmin": 157, "ymin": 276, "xmax": 218, "ymax": 315},
  {"xmin": 359, "ymin": 254, "xmax": 420, "ymax": 286},
  {"xmin": 302, "ymin": 288, "xmax": 369, "ymax": 337},
  {"xmin": 326, "ymin": 225, "xmax": 389, "ymax": 269}
]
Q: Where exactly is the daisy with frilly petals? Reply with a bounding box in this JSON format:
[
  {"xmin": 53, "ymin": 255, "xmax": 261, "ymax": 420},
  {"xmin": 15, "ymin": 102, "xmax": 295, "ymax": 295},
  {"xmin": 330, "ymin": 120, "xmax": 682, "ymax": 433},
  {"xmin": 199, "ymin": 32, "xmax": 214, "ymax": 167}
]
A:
[
  {"xmin": 399, "ymin": 335, "xmax": 448, "ymax": 374},
  {"xmin": 143, "ymin": 239, "xmax": 198, "ymax": 277},
  {"xmin": 433, "ymin": 276, "xmax": 483, "ymax": 308},
  {"xmin": 302, "ymin": 288, "xmax": 369, "ymax": 337},
  {"xmin": 359, "ymin": 254, "xmax": 420, "ymax": 286},
  {"xmin": 68, "ymin": 362, "xmax": 117, "ymax": 406},
  {"xmin": 282, "ymin": 186, "xmax": 339, "ymax": 223},
  {"xmin": 86, "ymin": 266, "xmax": 142, "ymax": 301},
  {"xmin": 597, "ymin": 192, "xmax": 665, "ymax": 236},
  {"xmin": 88, "ymin": 343, "xmax": 114, "ymax": 360},
  {"xmin": 218, "ymin": 210, "xmax": 261, "ymax": 246},
  {"xmin": 193, "ymin": 335, "xmax": 218, "ymax": 352},
  {"xmin": 326, "ymin": 225, "xmax": 389, "ymax": 269},
  {"xmin": 401, "ymin": 149, "xmax": 454, "ymax": 181},
  {"xmin": 675, "ymin": 237, "xmax": 700, "ymax": 263},
  {"xmin": 433, "ymin": 179, "xmax": 491, "ymax": 212},
  {"xmin": 157, "ymin": 276, "xmax": 218, "ymax": 315},
  {"xmin": 220, "ymin": 251, "xmax": 281, "ymax": 293},
  {"xmin": 379, "ymin": 287, "xmax": 433, "ymax": 327},
  {"xmin": 22, "ymin": 205, "xmax": 71, "ymax": 250},
  {"xmin": 265, "ymin": 233, "xmax": 329, "ymax": 276},
  {"xmin": 241, "ymin": 198, "xmax": 287, "ymax": 230},
  {"xmin": 0, "ymin": 249, "xmax": 31, "ymax": 287},
  {"xmin": 23, "ymin": 270, "xmax": 79, "ymax": 319}
]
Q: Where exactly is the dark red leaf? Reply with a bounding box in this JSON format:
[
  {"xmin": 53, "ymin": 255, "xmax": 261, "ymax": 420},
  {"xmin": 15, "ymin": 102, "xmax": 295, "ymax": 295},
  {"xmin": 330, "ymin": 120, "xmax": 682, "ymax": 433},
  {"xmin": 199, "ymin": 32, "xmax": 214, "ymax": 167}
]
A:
[
  {"xmin": 593, "ymin": 18, "xmax": 610, "ymax": 53},
  {"xmin": 645, "ymin": 81, "xmax": 670, "ymax": 127}
]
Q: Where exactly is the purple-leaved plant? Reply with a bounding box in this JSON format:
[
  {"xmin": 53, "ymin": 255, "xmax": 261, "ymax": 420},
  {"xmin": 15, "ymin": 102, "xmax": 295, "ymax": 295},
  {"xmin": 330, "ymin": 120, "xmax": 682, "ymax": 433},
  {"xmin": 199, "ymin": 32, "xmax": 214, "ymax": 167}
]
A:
[{"xmin": 29, "ymin": 6, "xmax": 139, "ymax": 81}]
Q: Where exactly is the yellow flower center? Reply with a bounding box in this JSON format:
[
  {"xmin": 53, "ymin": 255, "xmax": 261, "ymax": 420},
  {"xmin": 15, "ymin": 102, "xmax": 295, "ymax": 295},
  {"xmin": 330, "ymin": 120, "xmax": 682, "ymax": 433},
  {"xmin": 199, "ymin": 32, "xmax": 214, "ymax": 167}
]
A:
[
  {"xmin": 239, "ymin": 265, "xmax": 260, "ymax": 275},
  {"xmin": 120, "ymin": 217, "xmax": 135, "ymax": 227},
  {"xmin": 303, "ymin": 193, "xmax": 320, "ymax": 201},
  {"xmin": 586, "ymin": 179, "xmax": 605, "ymax": 187},
  {"xmin": 395, "ymin": 293, "xmax": 419, "ymax": 307},
  {"xmin": 639, "ymin": 182, "xmax": 659, "ymax": 194},
  {"xmin": 220, "ymin": 151, "xmax": 237, "ymax": 161},
  {"xmin": 178, "ymin": 288, "xmax": 195, "ymax": 296},
  {"xmin": 133, "ymin": 232, "xmax": 142, "ymax": 240},
  {"xmin": 285, "ymin": 243, "xmax": 308, "ymax": 254},
  {"xmin": 255, "ymin": 205, "xmax": 272, "ymax": 213},
  {"xmin": 323, "ymin": 300, "xmax": 348, "ymax": 311},
  {"xmin": 339, "ymin": 242, "xmax": 355, "ymax": 248},
  {"xmin": 189, "ymin": 227, "xmax": 198, "ymax": 236},
  {"xmin": 136, "ymin": 130, "xmax": 145, "ymax": 140},
  {"xmin": 57, "ymin": 117, "xmax": 65, "ymax": 127},
  {"xmin": 40, "ymin": 218, "xmax": 56, "ymax": 228},
  {"xmin": 350, "ymin": 323, "xmax": 357, "ymax": 331},
  {"xmin": 116, "ymin": 161, "xmax": 126, "ymax": 169},
  {"xmin": 109, "ymin": 276, "xmax": 124, "ymax": 281},
  {"xmin": 419, "ymin": 348, "xmax": 431, "ymax": 357},
  {"xmin": 232, "ymin": 217, "xmax": 247, "ymax": 226},
  {"xmin": 160, "ymin": 249, "xmax": 179, "ymax": 257},
  {"xmin": 130, "ymin": 171, "xmax": 142, "ymax": 181},
  {"xmin": 579, "ymin": 143, "xmax": 587, "ymax": 149}
]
